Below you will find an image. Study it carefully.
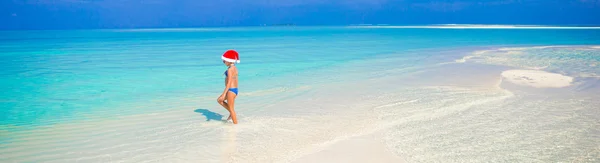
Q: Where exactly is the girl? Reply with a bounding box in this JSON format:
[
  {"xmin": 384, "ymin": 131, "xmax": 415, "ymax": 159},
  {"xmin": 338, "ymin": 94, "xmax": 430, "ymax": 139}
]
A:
[{"xmin": 218, "ymin": 50, "xmax": 240, "ymax": 124}]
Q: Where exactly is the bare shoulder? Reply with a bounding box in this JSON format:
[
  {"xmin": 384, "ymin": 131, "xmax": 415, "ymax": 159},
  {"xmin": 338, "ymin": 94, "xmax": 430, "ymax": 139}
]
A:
[{"xmin": 230, "ymin": 65, "xmax": 239, "ymax": 75}]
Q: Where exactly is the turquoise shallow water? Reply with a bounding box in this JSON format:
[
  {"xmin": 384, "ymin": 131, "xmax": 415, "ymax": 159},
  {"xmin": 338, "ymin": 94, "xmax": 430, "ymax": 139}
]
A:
[
  {"xmin": 1, "ymin": 26, "xmax": 600, "ymax": 162},
  {"xmin": 1, "ymin": 27, "xmax": 599, "ymax": 128}
]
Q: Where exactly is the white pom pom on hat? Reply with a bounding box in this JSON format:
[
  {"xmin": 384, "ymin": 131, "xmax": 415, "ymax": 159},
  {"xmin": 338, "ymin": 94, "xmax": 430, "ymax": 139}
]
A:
[{"xmin": 221, "ymin": 49, "xmax": 240, "ymax": 63}]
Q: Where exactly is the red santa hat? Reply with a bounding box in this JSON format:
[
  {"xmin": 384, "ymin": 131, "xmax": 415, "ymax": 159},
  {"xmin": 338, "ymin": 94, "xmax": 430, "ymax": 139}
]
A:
[{"xmin": 221, "ymin": 49, "xmax": 240, "ymax": 63}]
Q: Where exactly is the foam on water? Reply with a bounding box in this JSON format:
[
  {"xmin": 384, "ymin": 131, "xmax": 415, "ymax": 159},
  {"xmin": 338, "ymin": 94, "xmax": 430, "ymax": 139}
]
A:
[{"xmin": 457, "ymin": 46, "xmax": 600, "ymax": 78}]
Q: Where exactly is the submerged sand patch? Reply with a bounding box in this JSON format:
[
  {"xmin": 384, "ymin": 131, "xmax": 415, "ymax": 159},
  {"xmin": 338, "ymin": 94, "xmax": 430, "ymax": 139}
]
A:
[{"xmin": 501, "ymin": 69, "xmax": 573, "ymax": 88}]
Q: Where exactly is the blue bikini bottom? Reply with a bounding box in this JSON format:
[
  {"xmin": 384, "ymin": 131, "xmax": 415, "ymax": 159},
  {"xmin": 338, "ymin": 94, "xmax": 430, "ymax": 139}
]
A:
[{"xmin": 228, "ymin": 88, "xmax": 238, "ymax": 95}]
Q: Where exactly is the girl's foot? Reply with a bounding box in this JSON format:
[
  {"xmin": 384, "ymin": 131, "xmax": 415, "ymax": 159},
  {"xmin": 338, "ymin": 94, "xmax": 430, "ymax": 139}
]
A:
[{"xmin": 227, "ymin": 115, "xmax": 232, "ymax": 121}]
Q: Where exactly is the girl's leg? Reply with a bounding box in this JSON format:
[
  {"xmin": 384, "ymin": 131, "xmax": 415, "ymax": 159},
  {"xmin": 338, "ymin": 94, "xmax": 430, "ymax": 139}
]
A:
[
  {"xmin": 226, "ymin": 91, "xmax": 238, "ymax": 124},
  {"xmin": 218, "ymin": 95, "xmax": 232, "ymax": 120}
]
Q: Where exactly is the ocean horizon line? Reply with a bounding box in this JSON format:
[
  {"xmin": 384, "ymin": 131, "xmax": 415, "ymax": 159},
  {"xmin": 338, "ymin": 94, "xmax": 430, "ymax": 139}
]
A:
[{"xmin": 3, "ymin": 24, "xmax": 600, "ymax": 32}]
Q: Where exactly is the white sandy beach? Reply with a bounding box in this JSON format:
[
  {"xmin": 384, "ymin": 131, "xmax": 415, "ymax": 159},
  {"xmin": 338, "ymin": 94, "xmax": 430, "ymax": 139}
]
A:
[
  {"xmin": 292, "ymin": 132, "xmax": 406, "ymax": 163},
  {"xmin": 501, "ymin": 69, "xmax": 574, "ymax": 88}
]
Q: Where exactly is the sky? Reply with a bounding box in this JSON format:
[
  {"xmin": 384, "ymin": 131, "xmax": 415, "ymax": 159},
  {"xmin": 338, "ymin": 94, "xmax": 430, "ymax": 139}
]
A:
[{"xmin": 2, "ymin": 0, "xmax": 600, "ymax": 30}]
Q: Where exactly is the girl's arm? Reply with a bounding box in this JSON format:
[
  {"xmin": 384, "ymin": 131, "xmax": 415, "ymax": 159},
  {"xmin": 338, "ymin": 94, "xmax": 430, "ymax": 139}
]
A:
[{"xmin": 220, "ymin": 67, "xmax": 234, "ymax": 98}]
